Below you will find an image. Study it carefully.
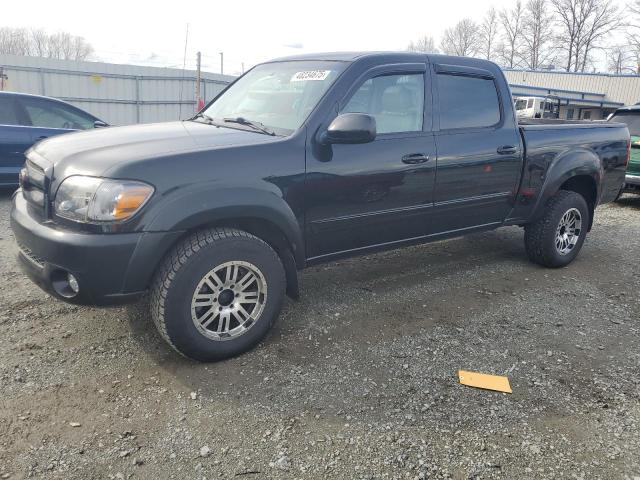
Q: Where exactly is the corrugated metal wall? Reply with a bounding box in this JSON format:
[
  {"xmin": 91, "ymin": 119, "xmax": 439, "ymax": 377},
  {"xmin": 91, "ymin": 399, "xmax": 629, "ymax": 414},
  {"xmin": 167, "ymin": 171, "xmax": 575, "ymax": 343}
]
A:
[
  {"xmin": 504, "ymin": 69, "xmax": 640, "ymax": 106},
  {"xmin": 0, "ymin": 54, "xmax": 234, "ymax": 125}
]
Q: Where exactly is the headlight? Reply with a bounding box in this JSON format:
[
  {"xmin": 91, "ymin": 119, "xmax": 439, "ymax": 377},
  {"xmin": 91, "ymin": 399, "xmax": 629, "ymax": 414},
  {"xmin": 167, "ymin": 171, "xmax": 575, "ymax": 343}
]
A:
[{"xmin": 54, "ymin": 176, "xmax": 154, "ymax": 223}]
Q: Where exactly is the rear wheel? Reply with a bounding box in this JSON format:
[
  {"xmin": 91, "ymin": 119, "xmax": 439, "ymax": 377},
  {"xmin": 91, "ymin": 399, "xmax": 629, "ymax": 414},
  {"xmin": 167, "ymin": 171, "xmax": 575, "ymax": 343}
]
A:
[
  {"xmin": 150, "ymin": 228, "xmax": 285, "ymax": 362},
  {"xmin": 524, "ymin": 190, "xmax": 590, "ymax": 268}
]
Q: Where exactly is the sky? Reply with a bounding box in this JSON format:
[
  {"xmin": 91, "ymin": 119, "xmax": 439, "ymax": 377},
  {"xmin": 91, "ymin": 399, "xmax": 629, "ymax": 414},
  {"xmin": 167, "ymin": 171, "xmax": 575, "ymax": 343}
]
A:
[{"xmin": 2, "ymin": 0, "xmax": 631, "ymax": 75}]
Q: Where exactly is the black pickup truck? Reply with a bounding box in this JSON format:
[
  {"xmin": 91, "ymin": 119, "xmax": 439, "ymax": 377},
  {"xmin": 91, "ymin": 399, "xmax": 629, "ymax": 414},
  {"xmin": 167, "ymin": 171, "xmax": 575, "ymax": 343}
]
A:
[{"xmin": 11, "ymin": 52, "xmax": 630, "ymax": 361}]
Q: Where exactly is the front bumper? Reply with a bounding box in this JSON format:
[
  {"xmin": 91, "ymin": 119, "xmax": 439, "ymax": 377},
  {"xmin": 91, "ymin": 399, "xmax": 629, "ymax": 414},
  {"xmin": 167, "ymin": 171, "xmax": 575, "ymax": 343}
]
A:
[
  {"xmin": 623, "ymin": 173, "xmax": 640, "ymax": 193},
  {"xmin": 10, "ymin": 191, "xmax": 182, "ymax": 306}
]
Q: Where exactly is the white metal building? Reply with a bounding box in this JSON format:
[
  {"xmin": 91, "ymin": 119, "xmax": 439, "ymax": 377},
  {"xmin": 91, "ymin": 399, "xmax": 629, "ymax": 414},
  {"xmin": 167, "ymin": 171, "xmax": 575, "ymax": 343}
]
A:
[
  {"xmin": 0, "ymin": 54, "xmax": 235, "ymax": 125},
  {"xmin": 3, "ymin": 55, "xmax": 639, "ymax": 124},
  {"xmin": 504, "ymin": 69, "xmax": 640, "ymax": 120}
]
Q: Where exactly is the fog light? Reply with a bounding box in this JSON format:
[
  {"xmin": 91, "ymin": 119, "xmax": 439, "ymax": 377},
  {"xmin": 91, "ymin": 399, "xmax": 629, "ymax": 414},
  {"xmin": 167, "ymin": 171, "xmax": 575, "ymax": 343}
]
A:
[
  {"xmin": 68, "ymin": 273, "xmax": 79, "ymax": 294},
  {"xmin": 51, "ymin": 270, "xmax": 80, "ymax": 298}
]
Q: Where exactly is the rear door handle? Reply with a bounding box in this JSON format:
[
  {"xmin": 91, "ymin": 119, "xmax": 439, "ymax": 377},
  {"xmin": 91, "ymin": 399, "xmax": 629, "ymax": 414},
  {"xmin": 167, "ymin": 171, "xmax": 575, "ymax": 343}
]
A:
[
  {"xmin": 402, "ymin": 153, "xmax": 430, "ymax": 164},
  {"xmin": 497, "ymin": 145, "xmax": 517, "ymax": 155}
]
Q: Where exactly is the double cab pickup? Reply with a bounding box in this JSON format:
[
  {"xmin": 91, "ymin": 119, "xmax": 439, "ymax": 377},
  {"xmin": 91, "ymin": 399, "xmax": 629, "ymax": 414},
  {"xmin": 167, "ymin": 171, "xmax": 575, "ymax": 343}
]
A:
[{"xmin": 11, "ymin": 52, "xmax": 630, "ymax": 361}]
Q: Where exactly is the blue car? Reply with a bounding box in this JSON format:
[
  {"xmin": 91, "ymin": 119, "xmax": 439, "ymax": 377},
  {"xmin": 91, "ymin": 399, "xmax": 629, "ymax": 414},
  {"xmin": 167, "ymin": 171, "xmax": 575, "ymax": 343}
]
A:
[{"xmin": 0, "ymin": 91, "xmax": 107, "ymax": 186}]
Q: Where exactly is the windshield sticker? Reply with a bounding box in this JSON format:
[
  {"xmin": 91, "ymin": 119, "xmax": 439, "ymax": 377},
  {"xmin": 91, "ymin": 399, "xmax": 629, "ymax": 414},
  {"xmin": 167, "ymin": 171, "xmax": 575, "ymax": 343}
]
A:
[{"xmin": 291, "ymin": 70, "xmax": 331, "ymax": 82}]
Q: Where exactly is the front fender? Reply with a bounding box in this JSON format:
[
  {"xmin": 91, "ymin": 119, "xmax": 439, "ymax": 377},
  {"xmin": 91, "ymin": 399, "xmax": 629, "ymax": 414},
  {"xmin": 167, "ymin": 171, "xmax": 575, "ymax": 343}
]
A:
[
  {"xmin": 144, "ymin": 183, "xmax": 305, "ymax": 264},
  {"xmin": 530, "ymin": 147, "xmax": 601, "ymax": 222}
]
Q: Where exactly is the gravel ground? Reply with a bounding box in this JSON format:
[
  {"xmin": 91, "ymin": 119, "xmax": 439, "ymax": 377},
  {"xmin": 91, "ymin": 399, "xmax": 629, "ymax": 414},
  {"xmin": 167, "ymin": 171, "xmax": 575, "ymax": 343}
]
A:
[{"xmin": 1, "ymin": 188, "xmax": 639, "ymax": 480}]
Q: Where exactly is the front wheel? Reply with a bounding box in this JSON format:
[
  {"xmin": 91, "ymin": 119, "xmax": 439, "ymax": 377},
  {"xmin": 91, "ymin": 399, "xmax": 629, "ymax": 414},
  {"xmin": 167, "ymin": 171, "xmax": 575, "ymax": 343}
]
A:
[
  {"xmin": 524, "ymin": 190, "xmax": 590, "ymax": 268},
  {"xmin": 150, "ymin": 228, "xmax": 286, "ymax": 362}
]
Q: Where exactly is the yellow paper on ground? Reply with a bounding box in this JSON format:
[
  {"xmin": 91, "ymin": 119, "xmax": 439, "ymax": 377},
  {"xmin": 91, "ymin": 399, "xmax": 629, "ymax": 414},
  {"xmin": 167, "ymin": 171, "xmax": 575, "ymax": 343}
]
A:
[{"xmin": 458, "ymin": 370, "xmax": 512, "ymax": 393}]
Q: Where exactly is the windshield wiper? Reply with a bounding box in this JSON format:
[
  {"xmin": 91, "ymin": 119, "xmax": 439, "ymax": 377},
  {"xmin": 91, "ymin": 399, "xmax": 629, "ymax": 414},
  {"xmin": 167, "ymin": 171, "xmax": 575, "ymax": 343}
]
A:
[
  {"xmin": 191, "ymin": 112, "xmax": 215, "ymax": 123},
  {"xmin": 223, "ymin": 117, "xmax": 276, "ymax": 136}
]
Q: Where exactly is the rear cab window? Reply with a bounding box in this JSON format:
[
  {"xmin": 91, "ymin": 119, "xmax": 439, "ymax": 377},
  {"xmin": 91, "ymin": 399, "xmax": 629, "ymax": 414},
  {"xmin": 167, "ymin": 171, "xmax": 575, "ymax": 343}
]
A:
[
  {"xmin": 610, "ymin": 111, "xmax": 640, "ymax": 137},
  {"xmin": 436, "ymin": 73, "xmax": 501, "ymax": 130}
]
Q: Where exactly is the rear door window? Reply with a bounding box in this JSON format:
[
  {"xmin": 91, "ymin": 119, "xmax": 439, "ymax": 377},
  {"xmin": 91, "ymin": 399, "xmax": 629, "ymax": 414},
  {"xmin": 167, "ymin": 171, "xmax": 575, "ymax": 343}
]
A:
[
  {"xmin": 21, "ymin": 98, "xmax": 95, "ymax": 130},
  {"xmin": 437, "ymin": 73, "xmax": 500, "ymax": 130},
  {"xmin": 0, "ymin": 97, "xmax": 20, "ymax": 126}
]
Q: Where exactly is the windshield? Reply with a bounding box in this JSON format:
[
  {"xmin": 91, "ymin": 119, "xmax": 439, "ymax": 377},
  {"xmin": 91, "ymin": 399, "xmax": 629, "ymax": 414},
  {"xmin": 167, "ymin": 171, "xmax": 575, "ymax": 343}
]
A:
[
  {"xmin": 201, "ymin": 61, "xmax": 346, "ymax": 135},
  {"xmin": 610, "ymin": 112, "xmax": 640, "ymax": 136},
  {"xmin": 515, "ymin": 99, "xmax": 527, "ymax": 110}
]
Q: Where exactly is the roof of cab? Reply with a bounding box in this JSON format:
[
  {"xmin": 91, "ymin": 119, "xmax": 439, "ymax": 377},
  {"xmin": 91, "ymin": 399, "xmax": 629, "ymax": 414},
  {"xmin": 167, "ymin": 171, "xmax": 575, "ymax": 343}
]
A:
[
  {"xmin": 266, "ymin": 51, "xmax": 502, "ymax": 73},
  {"xmin": 0, "ymin": 90, "xmax": 80, "ymax": 106},
  {"xmin": 268, "ymin": 51, "xmax": 427, "ymax": 62}
]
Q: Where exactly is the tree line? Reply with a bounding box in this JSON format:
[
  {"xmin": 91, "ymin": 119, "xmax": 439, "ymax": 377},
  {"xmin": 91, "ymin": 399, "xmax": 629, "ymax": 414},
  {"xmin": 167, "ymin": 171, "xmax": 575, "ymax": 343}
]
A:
[
  {"xmin": 0, "ymin": 27, "xmax": 93, "ymax": 61},
  {"xmin": 408, "ymin": 0, "xmax": 639, "ymax": 74}
]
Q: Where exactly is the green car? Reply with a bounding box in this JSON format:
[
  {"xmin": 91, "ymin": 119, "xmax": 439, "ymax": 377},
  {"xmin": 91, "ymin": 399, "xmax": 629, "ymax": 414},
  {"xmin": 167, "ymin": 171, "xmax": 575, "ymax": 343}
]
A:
[{"xmin": 609, "ymin": 105, "xmax": 640, "ymax": 197}]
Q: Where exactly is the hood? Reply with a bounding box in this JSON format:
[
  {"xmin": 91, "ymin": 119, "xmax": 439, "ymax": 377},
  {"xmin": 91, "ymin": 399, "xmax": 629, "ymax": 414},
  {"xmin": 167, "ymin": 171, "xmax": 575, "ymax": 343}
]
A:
[{"xmin": 31, "ymin": 120, "xmax": 281, "ymax": 180}]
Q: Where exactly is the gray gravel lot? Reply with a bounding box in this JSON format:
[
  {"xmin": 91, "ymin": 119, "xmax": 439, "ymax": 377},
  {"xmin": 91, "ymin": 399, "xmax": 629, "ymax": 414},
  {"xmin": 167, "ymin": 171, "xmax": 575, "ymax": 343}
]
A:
[{"xmin": 0, "ymin": 189, "xmax": 639, "ymax": 480}]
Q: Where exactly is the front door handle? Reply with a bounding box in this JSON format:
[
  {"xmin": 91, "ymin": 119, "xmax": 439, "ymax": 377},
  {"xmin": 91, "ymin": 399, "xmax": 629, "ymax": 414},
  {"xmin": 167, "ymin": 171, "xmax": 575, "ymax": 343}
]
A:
[
  {"xmin": 36, "ymin": 135, "xmax": 49, "ymax": 140},
  {"xmin": 497, "ymin": 145, "xmax": 517, "ymax": 155},
  {"xmin": 402, "ymin": 153, "xmax": 430, "ymax": 164}
]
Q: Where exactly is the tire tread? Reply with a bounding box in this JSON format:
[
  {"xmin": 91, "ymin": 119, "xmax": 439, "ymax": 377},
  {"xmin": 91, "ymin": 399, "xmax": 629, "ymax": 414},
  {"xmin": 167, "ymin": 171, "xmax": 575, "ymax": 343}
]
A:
[
  {"xmin": 149, "ymin": 227, "xmax": 275, "ymax": 358},
  {"xmin": 524, "ymin": 190, "xmax": 588, "ymax": 268}
]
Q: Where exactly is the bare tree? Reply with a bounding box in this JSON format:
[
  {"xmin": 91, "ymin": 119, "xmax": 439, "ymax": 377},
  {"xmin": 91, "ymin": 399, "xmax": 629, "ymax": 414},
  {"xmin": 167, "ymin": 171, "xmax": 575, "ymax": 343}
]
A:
[
  {"xmin": 522, "ymin": 0, "xmax": 555, "ymax": 69},
  {"xmin": 0, "ymin": 27, "xmax": 31, "ymax": 56},
  {"xmin": 627, "ymin": 0, "xmax": 640, "ymax": 74},
  {"xmin": 407, "ymin": 36, "xmax": 439, "ymax": 53},
  {"xmin": 480, "ymin": 8, "xmax": 499, "ymax": 61},
  {"xmin": 551, "ymin": 0, "xmax": 590, "ymax": 71},
  {"xmin": 0, "ymin": 27, "xmax": 93, "ymax": 60},
  {"xmin": 551, "ymin": 0, "xmax": 622, "ymax": 72},
  {"xmin": 30, "ymin": 28, "xmax": 49, "ymax": 57},
  {"xmin": 498, "ymin": 1, "xmax": 525, "ymax": 68},
  {"xmin": 606, "ymin": 45, "xmax": 635, "ymax": 74},
  {"xmin": 580, "ymin": 1, "xmax": 622, "ymax": 71},
  {"xmin": 440, "ymin": 19, "xmax": 480, "ymax": 57}
]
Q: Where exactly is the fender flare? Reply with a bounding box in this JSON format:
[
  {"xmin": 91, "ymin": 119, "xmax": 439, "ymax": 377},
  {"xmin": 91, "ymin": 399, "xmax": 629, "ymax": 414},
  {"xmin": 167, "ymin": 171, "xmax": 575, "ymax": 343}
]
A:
[
  {"xmin": 529, "ymin": 147, "xmax": 602, "ymax": 223},
  {"xmin": 143, "ymin": 185, "xmax": 305, "ymax": 266}
]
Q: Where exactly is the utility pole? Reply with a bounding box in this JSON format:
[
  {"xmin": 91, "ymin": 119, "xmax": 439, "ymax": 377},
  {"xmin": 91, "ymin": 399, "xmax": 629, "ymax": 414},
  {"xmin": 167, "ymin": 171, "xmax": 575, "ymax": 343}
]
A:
[
  {"xmin": 0, "ymin": 67, "xmax": 7, "ymax": 91},
  {"xmin": 195, "ymin": 51, "xmax": 202, "ymax": 112},
  {"xmin": 219, "ymin": 52, "xmax": 224, "ymax": 75}
]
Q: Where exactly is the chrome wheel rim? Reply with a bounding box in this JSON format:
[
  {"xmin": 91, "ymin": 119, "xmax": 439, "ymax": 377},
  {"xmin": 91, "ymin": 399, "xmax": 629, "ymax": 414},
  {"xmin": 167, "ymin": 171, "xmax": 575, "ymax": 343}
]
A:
[
  {"xmin": 191, "ymin": 261, "xmax": 267, "ymax": 341},
  {"xmin": 555, "ymin": 208, "xmax": 582, "ymax": 255}
]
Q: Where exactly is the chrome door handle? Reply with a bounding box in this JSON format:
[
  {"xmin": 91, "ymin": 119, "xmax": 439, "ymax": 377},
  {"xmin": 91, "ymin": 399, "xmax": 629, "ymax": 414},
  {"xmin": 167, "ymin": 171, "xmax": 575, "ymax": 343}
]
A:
[
  {"xmin": 497, "ymin": 145, "xmax": 517, "ymax": 155},
  {"xmin": 402, "ymin": 153, "xmax": 430, "ymax": 164}
]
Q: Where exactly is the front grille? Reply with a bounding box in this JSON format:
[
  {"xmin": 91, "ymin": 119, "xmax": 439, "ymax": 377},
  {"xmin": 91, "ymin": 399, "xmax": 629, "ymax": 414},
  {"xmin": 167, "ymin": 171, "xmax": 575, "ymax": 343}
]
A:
[
  {"xmin": 21, "ymin": 153, "xmax": 51, "ymax": 217},
  {"xmin": 17, "ymin": 241, "xmax": 45, "ymax": 269}
]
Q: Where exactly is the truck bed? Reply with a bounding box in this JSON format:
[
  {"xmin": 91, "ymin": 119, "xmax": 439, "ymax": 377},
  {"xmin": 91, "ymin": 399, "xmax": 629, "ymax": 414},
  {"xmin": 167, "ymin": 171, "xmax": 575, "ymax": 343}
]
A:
[
  {"xmin": 518, "ymin": 118, "xmax": 609, "ymax": 127},
  {"xmin": 509, "ymin": 121, "xmax": 629, "ymax": 226}
]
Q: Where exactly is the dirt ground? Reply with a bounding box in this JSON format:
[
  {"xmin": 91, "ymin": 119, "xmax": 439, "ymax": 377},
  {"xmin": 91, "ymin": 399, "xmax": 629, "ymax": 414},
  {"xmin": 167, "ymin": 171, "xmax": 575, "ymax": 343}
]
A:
[{"xmin": 1, "ymin": 189, "xmax": 639, "ymax": 480}]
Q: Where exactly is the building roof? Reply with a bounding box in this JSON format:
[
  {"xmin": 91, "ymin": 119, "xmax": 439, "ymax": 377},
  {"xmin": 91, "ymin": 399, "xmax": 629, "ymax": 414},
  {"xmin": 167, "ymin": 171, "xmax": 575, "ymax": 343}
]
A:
[
  {"xmin": 509, "ymin": 84, "xmax": 625, "ymax": 109},
  {"xmin": 503, "ymin": 68, "xmax": 640, "ymax": 107}
]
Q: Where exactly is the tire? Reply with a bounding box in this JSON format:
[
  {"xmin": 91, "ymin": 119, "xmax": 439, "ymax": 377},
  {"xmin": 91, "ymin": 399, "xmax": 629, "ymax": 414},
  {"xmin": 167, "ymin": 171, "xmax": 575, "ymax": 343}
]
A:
[
  {"xmin": 524, "ymin": 190, "xmax": 590, "ymax": 268},
  {"xmin": 150, "ymin": 228, "xmax": 286, "ymax": 362}
]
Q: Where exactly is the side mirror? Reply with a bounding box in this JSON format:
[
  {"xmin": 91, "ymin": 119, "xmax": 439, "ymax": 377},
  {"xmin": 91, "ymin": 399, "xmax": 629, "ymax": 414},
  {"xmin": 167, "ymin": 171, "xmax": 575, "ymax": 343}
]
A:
[
  {"xmin": 93, "ymin": 120, "xmax": 108, "ymax": 128},
  {"xmin": 321, "ymin": 113, "xmax": 376, "ymax": 145}
]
